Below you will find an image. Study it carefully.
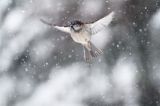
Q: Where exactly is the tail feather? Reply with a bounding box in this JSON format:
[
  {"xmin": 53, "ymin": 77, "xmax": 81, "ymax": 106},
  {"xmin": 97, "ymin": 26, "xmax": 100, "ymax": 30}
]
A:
[
  {"xmin": 90, "ymin": 44, "xmax": 103, "ymax": 57},
  {"xmin": 84, "ymin": 42, "xmax": 103, "ymax": 62}
]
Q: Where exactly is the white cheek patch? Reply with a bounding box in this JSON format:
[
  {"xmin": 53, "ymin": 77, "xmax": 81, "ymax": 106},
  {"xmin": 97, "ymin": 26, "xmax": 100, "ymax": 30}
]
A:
[
  {"xmin": 75, "ymin": 28, "xmax": 81, "ymax": 31},
  {"xmin": 73, "ymin": 25, "xmax": 81, "ymax": 31},
  {"xmin": 74, "ymin": 26, "xmax": 81, "ymax": 30}
]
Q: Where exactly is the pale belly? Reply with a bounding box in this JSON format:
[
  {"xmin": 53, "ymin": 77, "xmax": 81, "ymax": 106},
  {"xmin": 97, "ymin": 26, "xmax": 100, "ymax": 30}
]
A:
[{"xmin": 71, "ymin": 31, "xmax": 91, "ymax": 45}]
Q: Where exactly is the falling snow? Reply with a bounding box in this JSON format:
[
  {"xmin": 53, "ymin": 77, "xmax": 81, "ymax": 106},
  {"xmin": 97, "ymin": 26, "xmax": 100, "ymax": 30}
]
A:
[{"xmin": 0, "ymin": 0, "xmax": 160, "ymax": 106}]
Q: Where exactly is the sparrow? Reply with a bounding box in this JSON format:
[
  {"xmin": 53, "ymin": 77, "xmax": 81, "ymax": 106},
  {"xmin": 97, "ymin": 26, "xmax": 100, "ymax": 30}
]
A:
[{"xmin": 40, "ymin": 12, "xmax": 115, "ymax": 62}]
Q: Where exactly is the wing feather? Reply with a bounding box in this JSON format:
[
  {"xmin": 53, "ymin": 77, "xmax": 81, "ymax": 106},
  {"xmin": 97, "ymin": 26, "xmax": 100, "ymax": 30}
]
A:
[
  {"xmin": 54, "ymin": 26, "xmax": 70, "ymax": 33},
  {"xmin": 40, "ymin": 19, "xmax": 70, "ymax": 33},
  {"xmin": 89, "ymin": 12, "xmax": 115, "ymax": 35}
]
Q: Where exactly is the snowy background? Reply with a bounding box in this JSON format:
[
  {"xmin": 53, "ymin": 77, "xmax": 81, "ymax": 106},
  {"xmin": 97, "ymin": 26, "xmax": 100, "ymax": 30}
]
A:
[{"xmin": 0, "ymin": 0, "xmax": 160, "ymax": 106}]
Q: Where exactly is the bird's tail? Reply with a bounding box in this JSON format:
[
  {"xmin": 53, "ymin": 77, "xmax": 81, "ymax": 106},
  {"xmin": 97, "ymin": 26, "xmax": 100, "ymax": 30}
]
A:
[
  {"xmin": 89, "ymin": 42, "xmax": 103, "ymax": 57},
  {"xmin": 84, "ymin": 42, "xmax": 103, "ymax": 62}
]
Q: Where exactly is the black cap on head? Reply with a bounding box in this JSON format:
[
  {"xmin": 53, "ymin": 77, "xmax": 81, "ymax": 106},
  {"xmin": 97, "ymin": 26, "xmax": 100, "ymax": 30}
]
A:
[{"xmin": 70, "ymin": 20, "xmax": 83, "ymax": 26}]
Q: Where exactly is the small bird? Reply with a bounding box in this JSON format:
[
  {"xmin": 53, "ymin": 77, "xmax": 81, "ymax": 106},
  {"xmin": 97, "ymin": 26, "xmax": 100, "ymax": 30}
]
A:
[{"xmin": 40, "ymin": 12, "xmax": 115, "ymax": 62}]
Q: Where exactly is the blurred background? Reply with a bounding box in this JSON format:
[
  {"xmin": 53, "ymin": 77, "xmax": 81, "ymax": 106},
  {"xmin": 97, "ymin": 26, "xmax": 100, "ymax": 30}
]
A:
[{"xmin": 0, "ymin": 0, "xmax": 160, "ymax": 106}]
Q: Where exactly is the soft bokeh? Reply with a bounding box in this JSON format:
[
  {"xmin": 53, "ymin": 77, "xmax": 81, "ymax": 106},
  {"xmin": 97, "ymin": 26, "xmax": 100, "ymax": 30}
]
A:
[{"xmin": 0, "ymin": 0, "xmax": 160, "ymax": 106}]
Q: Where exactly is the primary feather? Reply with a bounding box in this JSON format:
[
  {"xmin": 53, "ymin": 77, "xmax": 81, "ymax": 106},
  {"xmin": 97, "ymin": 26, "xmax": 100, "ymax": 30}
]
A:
[
  {"xmin": 88, "ymin": 12, "xmax": 115, "ymax": 35},
  {"xmin": 40, "ymin": 19, "xmax": 70, "ymax": 33}
]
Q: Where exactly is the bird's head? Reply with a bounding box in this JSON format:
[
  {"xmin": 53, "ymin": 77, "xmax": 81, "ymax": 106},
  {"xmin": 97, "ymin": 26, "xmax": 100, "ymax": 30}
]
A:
[{"xmin": 69, "ymin": 20, "xmax": 84, "ymax": 32}]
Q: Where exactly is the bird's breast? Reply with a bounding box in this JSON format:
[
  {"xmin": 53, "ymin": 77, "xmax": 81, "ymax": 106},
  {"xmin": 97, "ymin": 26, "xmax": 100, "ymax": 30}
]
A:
[{"xmin": 71, "ymin": 31, "xmax": 91, "ymax": 45}]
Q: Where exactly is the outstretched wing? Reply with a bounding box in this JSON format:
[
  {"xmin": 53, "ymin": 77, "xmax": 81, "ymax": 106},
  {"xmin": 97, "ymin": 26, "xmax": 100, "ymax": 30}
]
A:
[
  {"xmin": 40, "ymin": 19, "xmax": 71, "ymax": 34},
  {"xmin": 88, "ymin": 12, "xmax": 115, "ymax": 35}
]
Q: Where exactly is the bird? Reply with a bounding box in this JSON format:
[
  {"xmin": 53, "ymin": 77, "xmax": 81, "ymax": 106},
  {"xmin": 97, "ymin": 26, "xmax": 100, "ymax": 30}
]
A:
[{"xmin": 40, "ymin": 12, "xmax": 115, "ymax": 62}]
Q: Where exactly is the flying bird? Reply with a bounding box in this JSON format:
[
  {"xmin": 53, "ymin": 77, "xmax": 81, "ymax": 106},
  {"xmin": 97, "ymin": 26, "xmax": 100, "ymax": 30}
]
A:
[{"xmin": 40, "ymin": 12, "xmax": 115, "ymax": 62}]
